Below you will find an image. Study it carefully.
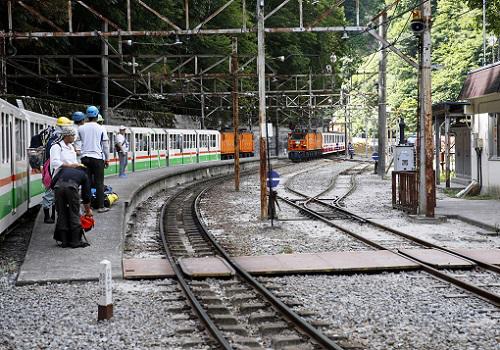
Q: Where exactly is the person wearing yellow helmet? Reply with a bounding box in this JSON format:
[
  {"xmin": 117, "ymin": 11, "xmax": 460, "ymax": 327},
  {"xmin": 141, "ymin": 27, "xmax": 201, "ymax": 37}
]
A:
[{"xmin": 56, "ymin": 116, "xmax": 74, "ymax": 127}]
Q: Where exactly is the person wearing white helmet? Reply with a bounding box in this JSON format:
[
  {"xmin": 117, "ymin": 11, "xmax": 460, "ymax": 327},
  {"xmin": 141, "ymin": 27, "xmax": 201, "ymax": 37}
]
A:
[
  {"xmin": 78, "ymin": 106, "xmax": 110, "ymax": 213},
  {"xmin": 115, "ymin": 126, "xmax": 129, "ymax": 177}
]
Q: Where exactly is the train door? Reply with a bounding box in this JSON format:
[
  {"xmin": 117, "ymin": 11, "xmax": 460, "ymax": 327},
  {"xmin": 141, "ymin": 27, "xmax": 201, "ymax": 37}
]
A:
[
  {"xmin": 14, "ymin": 116, "xmax": 28, "ymax": 215},
  {"xmin": 0, "ymin": 111, "xmax": 14, "ymax": 231},
  {"xmin": 106, "ymin": 129, "xmax": 118, "ymax": 176},
  {"xmin": 158, "ymin": 132, "xmax": 167, "ymax": 167},
  {"xmin": 168, "ymin": 132, "xmax": 182, "ymax": 166}
]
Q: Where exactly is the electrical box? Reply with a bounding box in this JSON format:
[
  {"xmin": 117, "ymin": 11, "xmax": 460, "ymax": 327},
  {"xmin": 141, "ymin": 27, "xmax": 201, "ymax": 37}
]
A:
[
  {"xmin": 472, "ymin": 133, "xmax": 484, "ymax": 149},
  {"xmin": 394, "ymin": 145, "xmax": 415, "ymax": 171}
]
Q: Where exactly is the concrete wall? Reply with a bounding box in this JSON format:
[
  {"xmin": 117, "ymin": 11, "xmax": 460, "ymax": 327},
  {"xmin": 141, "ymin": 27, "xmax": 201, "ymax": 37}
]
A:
[{"xmin": 469, "ymin": 94, "xmax": 500, "ymax": 196}]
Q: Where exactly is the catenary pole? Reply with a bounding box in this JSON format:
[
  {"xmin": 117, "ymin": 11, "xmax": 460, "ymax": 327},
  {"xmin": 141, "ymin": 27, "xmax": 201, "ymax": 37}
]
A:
[
  {"xmin": 257, "ymin": 0, "xmax": 268, "ymax": 219},
  {"xmin": 377, "ymin": 12, "xmax": 387, "ymax": 177},
  {"xmin": 101, "ymin": 21, "xmax": 109, "ymax": 121},
  {"xmin": 232, "ymin": 37, "xmax": 240, "ymax": 192},
  {"xmin": 419, "ymin": 0, "xmax": 434, "ymax": 217}
]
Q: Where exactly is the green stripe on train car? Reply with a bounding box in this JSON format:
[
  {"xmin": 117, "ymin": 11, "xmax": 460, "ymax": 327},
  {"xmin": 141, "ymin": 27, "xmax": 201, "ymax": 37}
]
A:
[
  {"xmin": 134, "ymin": 160, "xmax": 151, "ymax": 171},
  {"xmin": 0, "ymin": 190, "xmax": 13, "ymax": 220},
  {"xmin": 0, "ymin": 183, "xmax": 29, "ymax": 220},
  {"xmin": 104, "ymin": 165, "xmax": 119, "ymax": 176},
  {"xmin": 182, "ymin": 156, "xmax": 196, "ymax": 164},
  {"xmin": 168, "ymin": 157, "xmax": 182, "ymax": 166},
  {"xmin": 29, "ymin": 179, "xmax": 45, "ymax": 198},
  {"xmin": 159, "ymin": 158, "xmax": 167, "ymax": 167}
]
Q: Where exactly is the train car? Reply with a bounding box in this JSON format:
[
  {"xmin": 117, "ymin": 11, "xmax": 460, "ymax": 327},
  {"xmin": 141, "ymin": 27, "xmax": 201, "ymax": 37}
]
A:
[
  {"xmin": 287, "ymin": 129, "xmax": 322, "ymax": 161},
  {"xmin": 322, "ymin": 132, "xmax": 346, "ymax": 155},
  {"xmin": 197, "ymin": 129, "xmax": 221, "ymax": 162},
  {"xmin": 0, "ymin": 97, "xmax": 229, "ymax": 236},
  {"xmin": 220, "ymin": 130, "xmax": 255, "ymax": 160}
]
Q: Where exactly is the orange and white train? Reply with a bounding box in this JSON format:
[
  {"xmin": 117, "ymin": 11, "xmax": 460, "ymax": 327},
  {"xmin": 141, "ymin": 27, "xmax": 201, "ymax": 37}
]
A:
[{"xmin": 287, "ymin": 129, "xmax": 345, "ymax": 161}]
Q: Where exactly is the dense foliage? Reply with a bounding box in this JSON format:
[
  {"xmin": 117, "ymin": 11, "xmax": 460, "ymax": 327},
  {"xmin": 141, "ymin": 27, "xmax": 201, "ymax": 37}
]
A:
[{"xmin": 1, "ymin": 0, "xmax": 496, "ymax": 131}]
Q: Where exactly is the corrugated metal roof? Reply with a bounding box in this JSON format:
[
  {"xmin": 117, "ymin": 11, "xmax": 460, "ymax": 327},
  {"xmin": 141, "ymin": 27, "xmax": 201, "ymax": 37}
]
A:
[{"xmin": 459, "ymin": 62, "xmax": 500, "ymax": 99}]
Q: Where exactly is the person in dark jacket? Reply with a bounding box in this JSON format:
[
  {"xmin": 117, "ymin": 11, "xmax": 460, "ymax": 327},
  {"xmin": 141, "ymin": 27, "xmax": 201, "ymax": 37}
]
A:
[{"xmin": 51, "ymin": 166, "xmax": 93, "ymax": 248}]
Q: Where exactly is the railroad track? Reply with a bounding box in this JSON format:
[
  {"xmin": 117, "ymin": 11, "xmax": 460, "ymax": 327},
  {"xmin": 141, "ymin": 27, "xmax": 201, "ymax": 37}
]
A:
[
  {"xmin": 159, "ymin": 175, "xmax": 347, "ymax": 350},
  {"xmin": 280, "ymin": 162, "xmax": 500, "ymax": 308}
]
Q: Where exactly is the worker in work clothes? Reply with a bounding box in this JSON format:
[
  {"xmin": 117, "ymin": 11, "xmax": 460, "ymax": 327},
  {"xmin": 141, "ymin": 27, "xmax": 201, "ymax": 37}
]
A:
[
  {"xmin": 51, "ymin": 164, "xmax": 93, "ymax": 248},
  {"xmin": 348, "ymin": 142, "xmax": 355, "ymax": 159},
  {"xmin": 78, "ymin": 106, "xmax": 110, "ymax": 213}
]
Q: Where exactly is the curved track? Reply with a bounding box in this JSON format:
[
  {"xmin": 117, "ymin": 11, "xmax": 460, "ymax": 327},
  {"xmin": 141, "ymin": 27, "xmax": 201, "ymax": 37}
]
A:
[
  {"xmin": 159, "ymin": 175, "xmax": 346, "ymax": 349},
  {"xmin": 280, "ymin": 163, "xmax": 500, "ymax": 308}
]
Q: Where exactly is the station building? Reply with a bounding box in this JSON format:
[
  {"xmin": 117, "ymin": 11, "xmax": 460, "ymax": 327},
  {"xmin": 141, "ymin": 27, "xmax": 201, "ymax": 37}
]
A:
[{"xmin": 458, "ymin": 62, "xmax": 500, "ymax": 196}]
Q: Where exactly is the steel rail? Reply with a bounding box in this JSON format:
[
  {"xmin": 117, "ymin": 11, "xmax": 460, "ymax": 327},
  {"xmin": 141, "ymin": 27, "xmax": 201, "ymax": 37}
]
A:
[
  {"xmin": 194, "ymin": 186, "xmax": 345, "ymax": 350},
  {"xmin": 159, "ymin": 200, "xmax": 232, "ymax": 349},
  {"xmin": 277, "ymin": 195, "xmax": 500, "ymax": 307},
  {"xmin": 293, "ymin": 183, "xmax": 500, "ymax": 275}
]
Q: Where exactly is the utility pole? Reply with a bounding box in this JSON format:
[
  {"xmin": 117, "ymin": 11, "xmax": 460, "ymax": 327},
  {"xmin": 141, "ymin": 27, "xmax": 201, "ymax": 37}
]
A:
[
  {"xmin": 0, "ymin": 37, "xmax": 6, "ymax": 95},
  {"xmin": 257, "ymin": 0, "xmax": 268, "ymax": 219},
  {"xmin": 377, "ymin": 11, "xmax": 387, "ymax": 177},
  {"xmin": 419, "ymin": 0, "xmax": 434, "ymax": 217},
  {"xmin": 200, "ymin": 77, "xmax": 205, "ymax": 129},
  {"xmin": 101, "ymin": 21, "xmax": 109, "ymax": 122},
  {"xmin": 232, "ymin": 37, "xmax": 240, "ymax": 191}
]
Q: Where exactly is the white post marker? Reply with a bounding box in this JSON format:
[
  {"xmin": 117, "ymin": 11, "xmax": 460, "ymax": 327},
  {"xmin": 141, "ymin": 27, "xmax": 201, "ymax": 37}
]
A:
[{"xmin": 98, "ymin": 259, "xmax": 113, "ymax": 321}]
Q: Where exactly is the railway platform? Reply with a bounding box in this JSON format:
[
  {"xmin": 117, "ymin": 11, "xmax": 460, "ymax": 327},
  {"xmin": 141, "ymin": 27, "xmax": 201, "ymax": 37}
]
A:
[
  {"xmin": 436, "ymin": 196, "xmax": 500, "ymax": 231},
  {"xmin": 16, "ymin": 159, "xmax": 251, "ymax": 285}
]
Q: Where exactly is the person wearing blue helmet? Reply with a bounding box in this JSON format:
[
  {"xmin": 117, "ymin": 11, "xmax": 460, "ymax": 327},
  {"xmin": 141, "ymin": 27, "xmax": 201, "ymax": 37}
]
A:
[
  {"xmin": 78, "ymin": 106, "xmax": 110, "ymax": 213},
  {"xmin": 71, "ymin": 111, "xmax": 85, "ymax": 160}
]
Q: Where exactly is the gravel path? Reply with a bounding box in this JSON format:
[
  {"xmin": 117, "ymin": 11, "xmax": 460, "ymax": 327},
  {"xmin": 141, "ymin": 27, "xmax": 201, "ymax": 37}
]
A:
[
  {"xmin": 260, "ymin": 273, "xmax": 500, "ymax": 350},
  {"xmin": 0, "ymin": 279, "xmax": 212, "ymax": 350}
]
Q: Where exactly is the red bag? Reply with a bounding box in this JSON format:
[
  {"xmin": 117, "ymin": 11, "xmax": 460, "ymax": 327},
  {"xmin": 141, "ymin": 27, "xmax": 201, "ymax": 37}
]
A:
[{"xmin": 80, "ymin": 215, "xmax": 95, "ymax": 232}]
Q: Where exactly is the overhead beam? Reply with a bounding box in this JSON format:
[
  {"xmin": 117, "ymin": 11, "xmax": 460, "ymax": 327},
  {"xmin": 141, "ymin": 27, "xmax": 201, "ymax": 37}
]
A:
[{"xmin": 3, "ymin": 26, "xmax": 366, "ymax": 39}]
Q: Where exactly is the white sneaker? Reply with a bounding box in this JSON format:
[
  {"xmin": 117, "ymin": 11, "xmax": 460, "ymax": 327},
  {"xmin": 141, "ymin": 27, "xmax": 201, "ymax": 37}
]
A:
[{"xmin": 97, "ymin": 207, "xmax": 110, "ymax": 213}]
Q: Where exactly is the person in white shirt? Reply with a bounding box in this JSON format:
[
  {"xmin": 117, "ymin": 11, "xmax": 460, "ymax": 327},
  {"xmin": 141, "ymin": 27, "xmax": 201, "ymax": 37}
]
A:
[
  {"xmin": 49, "ymin": 127, "xmax": 80, "ymax": 175},
  {"xmin": 78, "ymin": 105, "xmax": 110, "ymax": 213},
  {"xmin": 115, "ymin": 126, "xmax": 129, "ymax": 177}
]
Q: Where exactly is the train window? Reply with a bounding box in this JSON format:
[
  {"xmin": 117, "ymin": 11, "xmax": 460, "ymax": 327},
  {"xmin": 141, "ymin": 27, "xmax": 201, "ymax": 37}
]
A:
[
  {"xmin": 15, "ymin": 118, "xmax": 26, "ymax": 161},
  {"xmin": 2, "ymin": 113, "xmax": 11, "ymax": 163}
]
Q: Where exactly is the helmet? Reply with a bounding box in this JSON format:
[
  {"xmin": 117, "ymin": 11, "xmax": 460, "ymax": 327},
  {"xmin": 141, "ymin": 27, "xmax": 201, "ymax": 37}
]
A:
[
  {"xmin": 86, "ymin": 105, "xmax": 99, "ymax": 118},
  {"xmin": 97, "ymin": 114, "xmax": 104, "ymax": 124},
  {"xmin": 56, "ymin": 116, "xmax": 73, "ymax": 126},
  {"xmin": 71, "ymin": 111, "xmax": 85, "ymax": 122},
  {"xmin": 80, "ymin": 215, "xmax": 95, "ymax": 232}
]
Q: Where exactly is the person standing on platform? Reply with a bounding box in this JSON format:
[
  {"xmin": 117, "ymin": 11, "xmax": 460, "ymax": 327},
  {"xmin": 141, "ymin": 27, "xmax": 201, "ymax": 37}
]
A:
[
  {"xmin": 78, "ymin": 106, "xmax": 110, "ymax": 213},
  {"xmin": 115, "ymin": 126, "xmax": 129, "ymax": 178},
  {"xmin": 41, "ymin": 117, "xmax": 73, "ymax": 224},
  {"xmin": 348, "ymin": 142, "xmax": 355, "ymax": 160}
]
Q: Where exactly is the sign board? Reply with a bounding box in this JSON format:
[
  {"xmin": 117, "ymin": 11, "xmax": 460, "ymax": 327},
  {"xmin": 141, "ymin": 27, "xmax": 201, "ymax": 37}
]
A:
[
  {"xmin": 372, "ymin": 152, "xmax": 379, "ymax": 161},
  {"xmin": 266, "ymin": 170, "xmax": 280, "ymax": 189},
  {"xmin": 260, "ymin": 122, "xmax": 273, "ymax": 138}
]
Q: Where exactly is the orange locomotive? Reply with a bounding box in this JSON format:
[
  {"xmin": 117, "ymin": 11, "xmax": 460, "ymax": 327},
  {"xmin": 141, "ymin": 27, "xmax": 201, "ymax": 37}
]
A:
[
  {"xmin": 287, "ymin": 129, "xmax": 323, "ymax": 161},
  {"xmin": 220, "ymin": 130, "xmax": 255, "ymax": 160}
]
